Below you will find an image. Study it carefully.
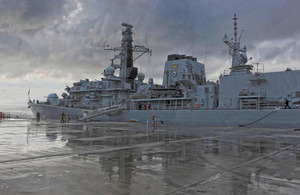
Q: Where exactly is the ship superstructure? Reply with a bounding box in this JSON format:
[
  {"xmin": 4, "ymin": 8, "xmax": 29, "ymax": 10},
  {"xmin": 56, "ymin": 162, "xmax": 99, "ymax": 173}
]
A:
[
  {"xmin": 28, "ymin": 15, "xmax": 300, "ymax": 128},
  {"xmin": 130, "ymin": 54, "xmax": 217, "ymax": 110},
  {"xmin": 219, "ymin": 14, "xmax": 300, "ymax": 110},
  {"xmin": 31, "ymin": 23, "xmax": 151, "ymax": 115}
]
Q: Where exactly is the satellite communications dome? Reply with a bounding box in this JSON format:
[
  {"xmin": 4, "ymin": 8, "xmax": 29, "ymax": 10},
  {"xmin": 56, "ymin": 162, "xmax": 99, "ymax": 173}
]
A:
[
  {"xmin": 137, "ymin": 72, "xmax": 145, "ymax": 81},
  {"xmin": 105, "ymin": 66, "xmax": 115, "ymax": 76}
]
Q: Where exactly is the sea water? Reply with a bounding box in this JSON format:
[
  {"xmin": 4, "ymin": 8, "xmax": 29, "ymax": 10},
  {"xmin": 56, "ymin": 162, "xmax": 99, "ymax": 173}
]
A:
[{"xmin": 0, "ymin": 107, "xmax": 33, "ymax": 119}]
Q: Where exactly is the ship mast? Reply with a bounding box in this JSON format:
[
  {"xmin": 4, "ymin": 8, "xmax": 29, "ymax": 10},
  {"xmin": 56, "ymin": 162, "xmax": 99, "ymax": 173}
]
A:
[
  {"xmin": 223, "ymin": 14, "xmax": 252, "ymax": 73},
  {"xmin": 233, "ymin": 13, "xmax": 238, "ymax": 45},
  {"xmin": 104, "ymin": 23, "xmax": 151, "ymax": 84}
]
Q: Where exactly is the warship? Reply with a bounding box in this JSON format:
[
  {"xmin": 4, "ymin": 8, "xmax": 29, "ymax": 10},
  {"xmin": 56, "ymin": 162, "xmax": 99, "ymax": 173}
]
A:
[{"xmin": 28, "ymin": 14, "xmax": 300, "ymax": 128}]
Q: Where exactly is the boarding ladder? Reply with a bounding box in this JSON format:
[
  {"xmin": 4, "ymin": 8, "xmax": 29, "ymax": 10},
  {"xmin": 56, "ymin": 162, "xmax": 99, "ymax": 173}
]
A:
[{"xmin": 80, "ymin": 104, "xmax": 127, "ymax": 121}]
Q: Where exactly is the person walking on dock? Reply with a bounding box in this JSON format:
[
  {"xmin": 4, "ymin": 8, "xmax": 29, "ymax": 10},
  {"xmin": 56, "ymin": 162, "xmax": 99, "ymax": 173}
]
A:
[{"xmin": 285, "ymin": 98, "xmax": 291, "ymax": 109}]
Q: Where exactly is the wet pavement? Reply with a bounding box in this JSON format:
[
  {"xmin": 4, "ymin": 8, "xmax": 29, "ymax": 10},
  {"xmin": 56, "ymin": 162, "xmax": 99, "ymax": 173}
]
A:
[{"xmin": 1, "ymin": 119, "xmax": 300, "ymax": 194}]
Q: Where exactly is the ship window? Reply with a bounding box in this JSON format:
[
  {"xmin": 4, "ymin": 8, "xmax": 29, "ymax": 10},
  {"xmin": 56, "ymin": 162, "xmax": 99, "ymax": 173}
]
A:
[
  {"xmin": 188, "ymin": 75, "xmax": 191, "ymax": 79},
  {"xmin": 296, "ymin": 91, "xmax": 300, "ymax": 97},
  {"xmin": 182, "ymin": 74, "xmax": 185, "ymax": 79},
  {"xmin": 205, "ymin": 87, "xmax": 209, "ymax": 94}
]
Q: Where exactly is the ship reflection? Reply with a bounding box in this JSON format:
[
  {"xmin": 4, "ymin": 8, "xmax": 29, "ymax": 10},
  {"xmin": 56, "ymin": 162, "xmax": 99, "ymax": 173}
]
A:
[{"xmin": 25, "ymin": 121, "xmax": 300, "ymax": 194}]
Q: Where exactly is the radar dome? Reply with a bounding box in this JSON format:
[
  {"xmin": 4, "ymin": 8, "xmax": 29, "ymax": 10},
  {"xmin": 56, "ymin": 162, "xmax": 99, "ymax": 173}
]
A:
[
  {"xmin": 105, "ymin": 66, "xmax": 115, "ymax": 76},
  {"xmin": 48, "ymin": 93, "xmax": 58, "ymax": 99},
  {"xmin": 137, "ymin": 72, "xmax": 145, "ymax": 81}
]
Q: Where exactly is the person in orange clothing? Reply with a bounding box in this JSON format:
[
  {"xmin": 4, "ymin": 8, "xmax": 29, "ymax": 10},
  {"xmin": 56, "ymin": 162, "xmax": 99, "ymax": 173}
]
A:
[{"xmin": 152, "ymin": 115, "xmax": 156, "ymax": 132}]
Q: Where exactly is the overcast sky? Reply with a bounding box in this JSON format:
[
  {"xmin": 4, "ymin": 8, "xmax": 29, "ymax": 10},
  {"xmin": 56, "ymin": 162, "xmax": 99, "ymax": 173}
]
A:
[{"xmin": 0, "ymin": 0, "xmax": 300, "ymax": 108}]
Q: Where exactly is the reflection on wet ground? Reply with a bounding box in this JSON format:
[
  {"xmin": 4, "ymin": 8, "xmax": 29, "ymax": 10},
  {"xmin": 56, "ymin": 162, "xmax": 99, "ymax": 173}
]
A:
[{"xmin": 1, "ymin": 119, "xmax": 300, "ymax": 194}]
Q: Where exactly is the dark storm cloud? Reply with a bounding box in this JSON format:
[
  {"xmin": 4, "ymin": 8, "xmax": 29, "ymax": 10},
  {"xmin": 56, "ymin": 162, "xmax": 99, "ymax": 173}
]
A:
[
  {"xmin": 0, "ymin": 0, "xmax": 300, "ymax": 81},
  {"xmin": 0, "ymin": 0, "xmax": 73, "ymax": 32}
]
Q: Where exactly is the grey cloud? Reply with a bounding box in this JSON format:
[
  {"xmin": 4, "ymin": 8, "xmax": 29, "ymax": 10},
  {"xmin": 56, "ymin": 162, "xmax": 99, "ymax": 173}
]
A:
[
  {"xmin": 250, "ymin": 35, "xmax": 300, "ymax": 71},
  {"xmin": 0, "ymin": 0, "xmax": 75, "ymax": 32},
  {"xmin": 0, "ymin": 0, "xmax": 300, "ymax": 82},
  {"xmin": 259, "ymin": 47, "xmax": 282, "ymax": 62}
]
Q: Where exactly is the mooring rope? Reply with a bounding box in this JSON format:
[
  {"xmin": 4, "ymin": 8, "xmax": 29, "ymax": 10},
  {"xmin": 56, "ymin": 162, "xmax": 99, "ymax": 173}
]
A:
[{"xmin": 238, "ymin": 109, "xmax": 278, "ymax": 127}]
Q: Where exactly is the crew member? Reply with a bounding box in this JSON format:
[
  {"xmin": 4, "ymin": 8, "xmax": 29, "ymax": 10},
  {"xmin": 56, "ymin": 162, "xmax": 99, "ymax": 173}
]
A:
[
  {"xmin": 61, "ymin": 112, "xmax": 65, "ymax": 122},
  {"xmin": 285, "ymin": 98, "xmax": 291, "ymax": 109}
]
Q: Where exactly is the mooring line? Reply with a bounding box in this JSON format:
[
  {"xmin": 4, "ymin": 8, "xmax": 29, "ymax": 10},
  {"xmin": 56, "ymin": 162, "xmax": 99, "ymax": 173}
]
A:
[{"xmin": 238, "ymin": 109, "xmax": 277, "ymax": 127}]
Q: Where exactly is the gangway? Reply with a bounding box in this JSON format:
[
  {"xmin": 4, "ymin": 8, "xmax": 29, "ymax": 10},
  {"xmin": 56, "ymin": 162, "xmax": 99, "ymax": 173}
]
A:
[{"xmin": 80, "ymin": 104, "xmax": 127, "ymax": 121}]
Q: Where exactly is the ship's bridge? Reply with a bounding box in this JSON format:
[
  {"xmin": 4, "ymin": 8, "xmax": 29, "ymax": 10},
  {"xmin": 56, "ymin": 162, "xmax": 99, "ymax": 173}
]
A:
[{"xmin": 163, "ymin": 54, "xmax": 206, "ymax": 88}]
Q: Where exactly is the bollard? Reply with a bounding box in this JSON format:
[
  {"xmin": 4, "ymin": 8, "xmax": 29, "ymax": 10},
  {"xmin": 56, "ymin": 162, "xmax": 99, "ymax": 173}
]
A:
[
  {"xmin": 36, "ymin": 112, "xmax": 40, "ymax": 122},
  {"xmin": 147, "ymin": 118, "xmax": 149, "ymax": 132}
]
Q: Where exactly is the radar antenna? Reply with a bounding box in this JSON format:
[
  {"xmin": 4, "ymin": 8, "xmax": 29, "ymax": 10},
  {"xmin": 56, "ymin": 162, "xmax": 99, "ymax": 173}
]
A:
[
  {"xmin": 103, "ymin": 23, "xmax": 151, "ymax": 83},
  {"xmin": 223, "ymin": 14, "xmax": 253, "ymax": 73},
  {"xmin": 121, "ymin": 23, "xmax": 133, "ymax": 28}
]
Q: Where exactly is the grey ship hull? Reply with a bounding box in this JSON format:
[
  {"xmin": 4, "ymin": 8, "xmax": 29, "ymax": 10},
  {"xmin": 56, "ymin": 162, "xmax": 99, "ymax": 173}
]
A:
[
  {"xmin": 29, "ymin": 103, "xmax": 129, "ymax": 122},
  {"xmin": 30, "ymin": 103, "xmax": 300, "ymax": 128}
]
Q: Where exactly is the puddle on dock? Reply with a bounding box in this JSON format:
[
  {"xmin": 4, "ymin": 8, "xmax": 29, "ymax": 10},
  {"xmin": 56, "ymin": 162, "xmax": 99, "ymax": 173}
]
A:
[{"xmin": 0, "ymin": 119, "xmax": 300, "ymax": 194}]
